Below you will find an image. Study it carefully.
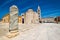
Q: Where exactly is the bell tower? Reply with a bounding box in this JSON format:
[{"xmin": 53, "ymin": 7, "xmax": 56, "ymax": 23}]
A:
[{"xmin": 37, "ymin": 5, "xmax": 41, "ymax": 23}]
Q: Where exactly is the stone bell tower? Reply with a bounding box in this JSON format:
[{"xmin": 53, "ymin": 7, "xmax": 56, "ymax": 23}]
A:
[{"xmin": 37, "ymin": 5, "xmax": 41, "ymax": 23}]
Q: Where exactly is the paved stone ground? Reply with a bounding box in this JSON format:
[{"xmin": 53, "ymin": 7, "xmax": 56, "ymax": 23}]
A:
[{"xmin": 0, "ymin": 23, "xmax": 60, "ymax": 40}]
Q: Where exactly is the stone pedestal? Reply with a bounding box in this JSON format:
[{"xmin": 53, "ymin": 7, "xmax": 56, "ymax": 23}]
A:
[{"xmin": 6, "ymin": 31, "xmax": 19, "ymax": 38}]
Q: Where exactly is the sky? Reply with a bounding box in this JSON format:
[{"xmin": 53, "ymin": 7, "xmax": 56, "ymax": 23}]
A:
[{"xmin": 0, "ymin": 0, "xmax": 60, "ymax": 19}]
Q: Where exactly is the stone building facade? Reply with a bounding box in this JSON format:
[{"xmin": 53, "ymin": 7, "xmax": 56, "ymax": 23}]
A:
[
  {"xmin": 42, "ymin": 17, "xmax": 55, "ymax": 23},
  {"xmin": 18, "ymin": 16, "xmax": 22, "ymax": 24},
  {"xmin": 2, "ymin": 14, "xmax": 10, "ymax": 23},
  {"xmin": 54, "ymin": 16, "xmax": 60, "ymax": 23},
  {"xmin": 23, "ymin": 9, "xmax": 39, "ymax": 24},
  {"xmin": 25, "ymin": 9, "xmax": 34, "ymax": 24},
  {"xmin": 33, "ymin": 12, "xmax": 39, "ymax": 23},
  {"xmin": 1, "ymin": 6, "xmax": 41, "ymax": 24}
]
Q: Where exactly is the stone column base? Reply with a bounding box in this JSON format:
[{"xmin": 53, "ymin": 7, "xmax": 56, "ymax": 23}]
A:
[{"xmin": 6, "ymin": 30, "xmax": 19, "ymax": 38}]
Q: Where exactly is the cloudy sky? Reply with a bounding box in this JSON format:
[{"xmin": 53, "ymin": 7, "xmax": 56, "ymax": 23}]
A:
[{"xmin": 0, "ymin": 0, "xmax": 60, "ymax": 19}]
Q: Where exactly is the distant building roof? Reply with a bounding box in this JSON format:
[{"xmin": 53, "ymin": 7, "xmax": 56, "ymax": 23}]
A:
[{"xmin": 27, "ymin": 9, "xmax": 34, "ymax": 12}]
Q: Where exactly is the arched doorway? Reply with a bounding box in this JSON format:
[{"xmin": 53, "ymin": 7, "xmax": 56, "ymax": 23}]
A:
[{"xmin": 22, "ymin": 18, "xmax": 24, "ymax": 24}]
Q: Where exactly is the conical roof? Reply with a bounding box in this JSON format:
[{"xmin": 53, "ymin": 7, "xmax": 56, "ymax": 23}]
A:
[{"xmin": 38, "ymin": 5, "xmax": 40, "ymax": 10}]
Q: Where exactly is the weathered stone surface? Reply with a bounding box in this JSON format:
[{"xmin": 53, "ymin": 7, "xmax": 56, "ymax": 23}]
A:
[
  {"xmin": 9, "ymin": 5, "xmax": 18, "ymax": 31},
  {"xmin": 0, "ymin": 23, "xmax": 60, "ymax": 40}
]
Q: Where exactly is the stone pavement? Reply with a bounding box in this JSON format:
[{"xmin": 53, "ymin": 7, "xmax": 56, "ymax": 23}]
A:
[{"xmin": 0, "ymin": 23, "xmax": 60, "ymax": 40}]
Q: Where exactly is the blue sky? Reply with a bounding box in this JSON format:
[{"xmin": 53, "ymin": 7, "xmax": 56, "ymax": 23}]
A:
[{"xmin": 0, "ymin": 0, "xmax": 60, "ymax": 19}]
